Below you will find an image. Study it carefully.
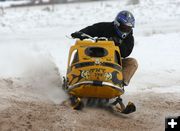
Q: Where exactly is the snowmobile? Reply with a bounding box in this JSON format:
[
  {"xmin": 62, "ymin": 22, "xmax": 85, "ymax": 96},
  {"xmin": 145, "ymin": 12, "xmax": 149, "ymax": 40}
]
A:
[{"xmin": 63, "ymin": 33, "xmax": 136, "ymax": 114}]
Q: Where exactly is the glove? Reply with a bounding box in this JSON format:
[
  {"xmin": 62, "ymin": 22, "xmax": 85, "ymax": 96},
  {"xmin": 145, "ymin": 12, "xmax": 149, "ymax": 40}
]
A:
[{"xmin": 71, "ymin": 32, "xmax": 89, "ymax": 40}]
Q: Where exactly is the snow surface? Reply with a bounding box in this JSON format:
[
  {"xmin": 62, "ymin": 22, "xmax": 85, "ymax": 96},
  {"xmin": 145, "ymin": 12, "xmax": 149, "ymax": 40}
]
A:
[
  {"xmin": 0, "ymin": 0, "xmax": 31, "ymax": 8},
  {"xmin": 0, "ymin": 0, "xmax": 180, "ymax": 103}
]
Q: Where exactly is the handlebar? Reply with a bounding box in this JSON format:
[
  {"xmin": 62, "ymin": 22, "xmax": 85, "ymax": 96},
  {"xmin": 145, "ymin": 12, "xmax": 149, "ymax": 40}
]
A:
[{"xmin": 72, "ymin": 32, "xmax": 108, "ymax": 41}]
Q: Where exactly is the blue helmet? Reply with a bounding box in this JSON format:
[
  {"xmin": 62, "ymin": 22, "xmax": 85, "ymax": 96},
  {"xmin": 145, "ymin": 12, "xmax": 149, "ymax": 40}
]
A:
[{"xmin": 114, "ymin": 10, "xmax": 135, "ymax": 39}]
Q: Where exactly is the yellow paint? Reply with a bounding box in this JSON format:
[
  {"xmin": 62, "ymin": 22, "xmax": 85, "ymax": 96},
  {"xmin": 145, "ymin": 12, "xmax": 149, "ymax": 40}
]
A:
[{"xmin": 66, "ymin": 40, "xmax": 124, "ymax": 99}]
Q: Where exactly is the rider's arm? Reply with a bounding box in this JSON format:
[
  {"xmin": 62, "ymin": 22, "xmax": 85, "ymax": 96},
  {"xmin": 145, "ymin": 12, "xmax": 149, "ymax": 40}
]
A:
[
  {"xmin": 71, "ymin": 23, "xmax": 102, "ymax": 39},
  {"xmin": 120, "ymin": 34, "xmax": 134, "ymax": 58},
  {"xmin": 78, "ymin": 23, "xmax": 102, "ymax": 37}
]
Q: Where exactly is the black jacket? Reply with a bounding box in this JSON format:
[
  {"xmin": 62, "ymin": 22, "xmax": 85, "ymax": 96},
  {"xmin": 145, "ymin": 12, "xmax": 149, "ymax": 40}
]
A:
[{"xmin": 73, "ymin": 22, "xmax": 134, "ymax": 58}]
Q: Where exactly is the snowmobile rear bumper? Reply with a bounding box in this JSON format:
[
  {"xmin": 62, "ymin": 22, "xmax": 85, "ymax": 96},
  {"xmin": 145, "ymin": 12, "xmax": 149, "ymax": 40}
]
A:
[
  {"xmin": 67, "ymin": 81, "xmax": 124, "ymax": 98},
  {"xmin": 68, "ymin": 80, "xmax": 124, "ymax": 93}
]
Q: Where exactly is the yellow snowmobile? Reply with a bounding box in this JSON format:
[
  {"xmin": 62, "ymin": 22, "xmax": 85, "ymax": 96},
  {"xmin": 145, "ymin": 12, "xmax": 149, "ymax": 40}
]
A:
[{"xmin": 63, "ymin": 34, "xmax": 136, "ymax": 114}]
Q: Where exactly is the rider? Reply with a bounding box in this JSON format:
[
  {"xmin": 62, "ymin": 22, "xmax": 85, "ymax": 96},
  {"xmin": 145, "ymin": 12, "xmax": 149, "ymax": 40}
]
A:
[{"xmin": 71, "ymin": 10, "xmax": 138, "ymax": 86}]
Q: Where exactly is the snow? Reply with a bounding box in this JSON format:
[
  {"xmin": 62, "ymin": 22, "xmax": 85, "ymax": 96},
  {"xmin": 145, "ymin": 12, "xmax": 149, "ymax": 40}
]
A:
[
  {"xmin": 0, "ymin": 0, "xmax": 31, "ymax": 8},
  {"xmin": 0, "ymin": 0, "xmax": 180, "ymax": 103}
]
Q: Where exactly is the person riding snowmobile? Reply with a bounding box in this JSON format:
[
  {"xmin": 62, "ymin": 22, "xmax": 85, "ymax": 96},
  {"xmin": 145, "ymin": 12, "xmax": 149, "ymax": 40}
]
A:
[{"xmin": 71, "ymin": 10, "xmax": 138, "ymax": 86}]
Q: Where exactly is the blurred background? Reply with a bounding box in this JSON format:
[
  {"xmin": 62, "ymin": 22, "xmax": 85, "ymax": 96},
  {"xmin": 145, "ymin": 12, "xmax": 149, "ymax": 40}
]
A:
[{"xmin": 0, "ymin": 0, "xmax": 110, "ymax": 7}]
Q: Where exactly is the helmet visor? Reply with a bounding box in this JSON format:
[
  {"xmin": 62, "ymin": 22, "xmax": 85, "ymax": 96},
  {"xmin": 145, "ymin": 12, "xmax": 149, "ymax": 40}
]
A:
[{"xmin": 118, "ymin": 22, "xmax": 132, "ymax": 33}]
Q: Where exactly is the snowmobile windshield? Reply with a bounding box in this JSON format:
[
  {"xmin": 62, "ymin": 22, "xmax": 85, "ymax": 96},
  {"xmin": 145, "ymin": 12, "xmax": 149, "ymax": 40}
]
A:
[{"xmin": 85, "ymin": 47, "xmax": 108, "ymax": 57}]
